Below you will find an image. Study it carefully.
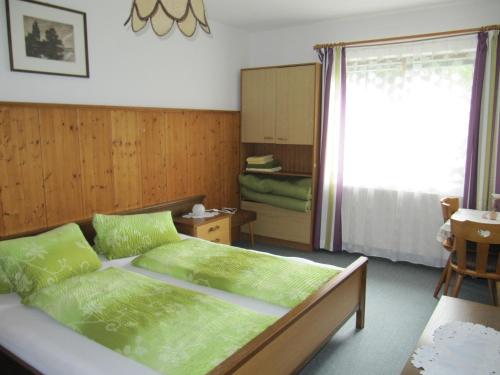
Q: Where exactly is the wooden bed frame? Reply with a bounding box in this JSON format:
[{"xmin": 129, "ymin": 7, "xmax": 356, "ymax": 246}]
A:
[{"xmin": 0, "ymin": 196, "xmax": 367, "ymax": 375}]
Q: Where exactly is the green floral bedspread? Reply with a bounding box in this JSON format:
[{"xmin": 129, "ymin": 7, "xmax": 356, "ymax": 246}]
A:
[
  {"xmin": 133, "ymin": 239, "xmax": 341, "ymax": 308},
  {"xmin": 24, "ymin": 268, "xmax": 276, "ymax": 375}
]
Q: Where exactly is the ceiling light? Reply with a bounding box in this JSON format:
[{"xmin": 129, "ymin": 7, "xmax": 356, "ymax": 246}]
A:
[{"xmin": 125, "ymin": 0, "xmax": 210, "ymax": 38}]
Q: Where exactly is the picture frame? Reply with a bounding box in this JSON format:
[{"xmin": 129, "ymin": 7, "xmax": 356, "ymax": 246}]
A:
[{"xmin": 5, "ymin": 0, "xmax": 89, "ymax": 78}]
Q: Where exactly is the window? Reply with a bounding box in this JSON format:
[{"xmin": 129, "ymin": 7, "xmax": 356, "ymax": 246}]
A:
[{"xmin": 343, "ymin": 36, "xmax": 476, "ymax": 195}]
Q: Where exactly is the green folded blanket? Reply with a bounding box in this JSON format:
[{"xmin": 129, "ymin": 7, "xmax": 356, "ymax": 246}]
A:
[
  {"xmin": 241, "ymin": 186, "xmax": 311, "ymax": 212},
  {"xmin": 246, "ymin": 160, "xmax": 281, "ymax": 169},
  {"xmin": 246, "ymin": 154, "xmax": 273, "ymax": 164},
  {"xmin": 133, "ymin": 239, "xmax": 340, "ymax": 308},
  {"xmin": 25, "ymin": 268, "xmax": 276, "ymax": 375},
  {"xmin": 239, "ymin": 174, "xmax": 312, "ymax": 201}
]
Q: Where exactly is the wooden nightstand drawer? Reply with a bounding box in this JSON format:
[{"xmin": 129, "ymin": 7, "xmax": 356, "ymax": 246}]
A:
[
  {"xmin": 195, "ymin": 217, "xmax": 230, "ymax": 244},
  {"xmin": 173, "ymin": 214, "xmax": 231, "ymax": 245}
]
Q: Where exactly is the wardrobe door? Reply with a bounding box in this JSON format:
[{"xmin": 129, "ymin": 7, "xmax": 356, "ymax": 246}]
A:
[
  {"xmin": 275, "ymin": 65, "xmax": 316, "ymax": 145},
  {"xmin": 241, "ymin": 68, "xmax": 276, "ymax": 143}
]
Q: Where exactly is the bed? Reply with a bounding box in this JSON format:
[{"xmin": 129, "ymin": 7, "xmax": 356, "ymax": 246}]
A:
[{"xmin": 0, "ymin": 195, "xmax": 367, "ymax": 375}]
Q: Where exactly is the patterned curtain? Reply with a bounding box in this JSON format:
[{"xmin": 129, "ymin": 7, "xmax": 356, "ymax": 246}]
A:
[
  {"xmin": 314, "ymin": 47, "xmax": 346, "ymax": 251},
  {"xmin": 464, "ymin": 30, "xmax": 500, "ymax": 209}
]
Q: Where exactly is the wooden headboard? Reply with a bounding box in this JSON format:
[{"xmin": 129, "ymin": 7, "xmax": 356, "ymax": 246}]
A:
[
  {"xmin": 0, "ymin": 195, "xmax": 204, "ymax": 243},
  {"xmin": 0, "ymin": 102, "xmax": 240, "ymax": 238}
]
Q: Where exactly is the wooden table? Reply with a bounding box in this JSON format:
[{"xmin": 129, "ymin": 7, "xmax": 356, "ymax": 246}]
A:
[{"xmin": 401, "ymin": 296, "xmax": 500, "ymax": 374}]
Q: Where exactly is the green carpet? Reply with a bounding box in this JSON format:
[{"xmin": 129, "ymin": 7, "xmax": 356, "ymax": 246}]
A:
[{"xmin": 235, "ymin": 241, "xmax": 491, "ymax": 375}]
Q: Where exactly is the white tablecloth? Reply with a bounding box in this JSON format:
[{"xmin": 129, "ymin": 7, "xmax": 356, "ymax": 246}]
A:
[{"xmin": 437, "ymin": 209, "xmax": 500, "ymax": 242}]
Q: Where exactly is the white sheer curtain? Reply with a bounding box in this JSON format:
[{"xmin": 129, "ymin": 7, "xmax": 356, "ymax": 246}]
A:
[{"xmin": 342, "ymin": 36, "xmax": 477, "ymax": 267}]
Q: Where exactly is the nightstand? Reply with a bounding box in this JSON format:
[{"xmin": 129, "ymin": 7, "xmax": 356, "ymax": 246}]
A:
[{"xmin": 173, "ymin": 214, "xmax": 231, "ymax": 245}]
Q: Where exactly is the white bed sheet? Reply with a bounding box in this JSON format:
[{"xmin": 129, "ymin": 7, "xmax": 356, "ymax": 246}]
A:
[{"xmin": 0, "ymin": 234, "xmax": 342, "ymax": 375}]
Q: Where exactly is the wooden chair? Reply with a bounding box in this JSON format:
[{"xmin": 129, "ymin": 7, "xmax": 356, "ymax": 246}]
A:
[
  {"xmin": 444, "ymin": 219, "xmax": 500, "ymax": 306},
  {"xmin": 433, "ymin": 197, "xmax": 459, "ymax": 298}
]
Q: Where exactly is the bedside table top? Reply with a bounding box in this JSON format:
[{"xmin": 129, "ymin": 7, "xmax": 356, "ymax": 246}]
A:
[
  {"xmin": 173, "ymin": 213, "xmax": 231, "ymax": 227},
  {"xmin": 230, "ymin": 209, "xmax": 257, "ymax": 227}
]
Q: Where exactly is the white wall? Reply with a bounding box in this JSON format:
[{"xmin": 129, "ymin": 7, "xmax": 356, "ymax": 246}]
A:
[
  {"xmin": 247, "ymin": 0, "xmax": 500, "ymax": 67},
  {"xmin": 1, "ymin": 0, "xmax": 499, "ymax": 110},
  {"xmin": 0, "ymin": 0, "xmax": 248, "ymax": 110}
]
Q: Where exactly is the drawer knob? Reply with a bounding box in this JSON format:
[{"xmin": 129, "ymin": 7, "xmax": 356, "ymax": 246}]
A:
[
  {"xmin": 208, "ymin": 225, "xmax": 220, "ymax": 232},
  {"xmin": 213, "ymin": 238, "xmax": 220, "ymax": 243}
]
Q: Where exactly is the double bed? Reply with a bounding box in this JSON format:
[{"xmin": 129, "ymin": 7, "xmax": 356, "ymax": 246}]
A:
[{"xmin": 0, "ymin": 196, "xmax": 367, "ymax": 375}]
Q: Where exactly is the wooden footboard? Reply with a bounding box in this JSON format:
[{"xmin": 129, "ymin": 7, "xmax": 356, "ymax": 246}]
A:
[{"xmin": 211, "ymin": 256, "xmax": 368, "ymax": 375}]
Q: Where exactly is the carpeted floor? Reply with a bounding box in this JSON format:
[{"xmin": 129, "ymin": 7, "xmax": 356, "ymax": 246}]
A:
[{"xmin": 236, "ymin": 241, "xmax": 492, "ymax": 375}]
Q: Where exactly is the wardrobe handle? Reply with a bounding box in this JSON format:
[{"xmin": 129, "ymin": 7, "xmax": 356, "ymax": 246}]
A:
[
  {"xmin": 208, "ymin": 225, "xmax": 220, "ymax": 232},
  {"xmin": 264, "ymin": 136, "xmax": 273, "ymax": 140},
  {"xmin": 277, "ymin": 137, "xmax": 288, "ymax": 141}
]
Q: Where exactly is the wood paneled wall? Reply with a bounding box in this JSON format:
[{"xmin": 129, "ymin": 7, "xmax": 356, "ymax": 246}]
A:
[{"xmin": 0, "ymin": 102, "xmax": 240, "ymax": 237}]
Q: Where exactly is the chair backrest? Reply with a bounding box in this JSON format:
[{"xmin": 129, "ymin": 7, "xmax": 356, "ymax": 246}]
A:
[
  {"xmin": 450, "ymin": 219, "xmax": 500, "ymax": 277},
  {"xmin": 440, "ymin": 197, "xmax": 459, "ymax": 222},
  {"xmin": 494, "ymin": 196, "xmax": 500, "ymax": 211}
]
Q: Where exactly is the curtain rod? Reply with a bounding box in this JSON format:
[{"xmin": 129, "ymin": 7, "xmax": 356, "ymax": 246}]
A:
[{"xmin": 313, "ymin": 24, "xmax": 500, "ymax": 50}]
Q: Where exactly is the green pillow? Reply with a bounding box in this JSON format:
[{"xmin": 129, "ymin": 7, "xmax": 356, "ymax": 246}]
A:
[
  {"xmin": 0, "ymin": 223, "xmax": 101, "ymax": 298},
  {"xmin": 92, "ymin": 211, "xmax": 181, "ymax": 260}
]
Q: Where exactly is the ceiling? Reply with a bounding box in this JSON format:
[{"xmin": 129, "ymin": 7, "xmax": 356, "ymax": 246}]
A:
[{"xmin": 205, "ymin": 0, "xmax": 463, "ymax": 31}]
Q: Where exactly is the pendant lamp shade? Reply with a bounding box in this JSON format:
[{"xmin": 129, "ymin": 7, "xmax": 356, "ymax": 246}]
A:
[{"xmin": 125, "ymin": 0, "xmax": 210, "ymax": 37}]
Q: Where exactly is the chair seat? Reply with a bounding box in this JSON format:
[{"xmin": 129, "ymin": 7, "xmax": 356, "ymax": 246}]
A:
[{"xmin": 451, "ymin": 249, "xmax": 499, "ymax": 273}]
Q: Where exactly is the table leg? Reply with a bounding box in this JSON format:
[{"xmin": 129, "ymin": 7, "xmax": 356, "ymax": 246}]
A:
[{"xmin": 248, "ymin": 222, "xmax": 255, "ymax": 247}]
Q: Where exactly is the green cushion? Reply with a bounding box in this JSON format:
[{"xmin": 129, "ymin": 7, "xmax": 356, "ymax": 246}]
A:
[
  {"xmin": 92, "ymin": 211, "xmax": 181, "ymax": 260},
  {"xmin": 0, "ymin": 223, "xmax": 101, "ymax": 298}
]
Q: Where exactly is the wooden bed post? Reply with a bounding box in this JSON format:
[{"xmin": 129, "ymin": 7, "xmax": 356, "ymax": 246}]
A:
[{"xmin": 356, "ymin": 261, "xmax": 367, "ymax": 329}]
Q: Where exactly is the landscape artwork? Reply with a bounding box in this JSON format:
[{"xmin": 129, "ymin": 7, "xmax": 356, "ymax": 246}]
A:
[
  {"xmin": 24, "ymin": 16, "xmax": 75, "ymax": 62},
  {"xmin": 6, "ymin": 0, "xmax": 89, "ymax": 77}
]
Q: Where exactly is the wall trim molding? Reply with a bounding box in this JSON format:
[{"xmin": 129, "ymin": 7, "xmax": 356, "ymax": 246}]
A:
[{"xmin": 0, "ymin": 101, "xmax": 240, "ymax": 115}]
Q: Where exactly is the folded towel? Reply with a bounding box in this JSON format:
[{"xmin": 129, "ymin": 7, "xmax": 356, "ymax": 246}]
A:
[
  {"xmin": 246, "ymin": 154, "xmax": 274, "ymax": 164},
  {"xmin": 247, "ymin": 160, "xmax": 281, "ymax": 169},
  {"xmin": 239, "ymin": 174, "xmax": 312, "ymax": 201},
  {"xmin": 246, "ymin": 166, "xmax": 283, "ymax": 173},
  {"xmin": 241, "ymin": 187, "xmax": 311, "ymax": 212}
]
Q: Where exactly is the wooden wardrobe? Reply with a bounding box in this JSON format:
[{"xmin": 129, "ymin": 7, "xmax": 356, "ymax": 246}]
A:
[{"xmin": 240, "ymin": 63, "xmax": 321, "ymax": 251}]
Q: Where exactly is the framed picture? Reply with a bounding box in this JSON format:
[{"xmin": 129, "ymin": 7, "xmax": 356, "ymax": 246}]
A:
[{"xmin": 5, "ymin": 0, "xmax": 89, "ymax": 78}]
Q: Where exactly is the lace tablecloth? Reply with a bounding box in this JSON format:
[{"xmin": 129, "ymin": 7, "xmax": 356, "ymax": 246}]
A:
[
  {"xmin": 182, "ymin": 211, "xmax": 219, "ymax": 219},
  {"xmin": 412, "ymin": 321, "xmax": 500, "ymax": 375}
]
